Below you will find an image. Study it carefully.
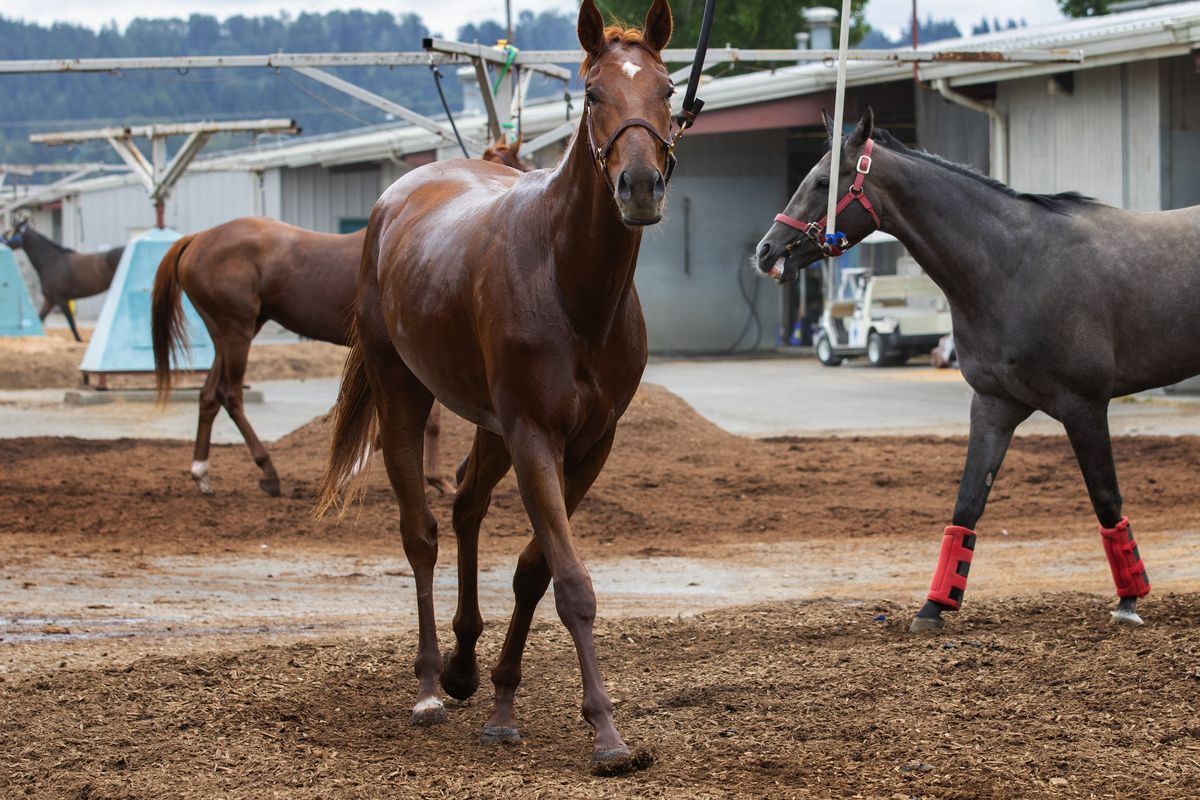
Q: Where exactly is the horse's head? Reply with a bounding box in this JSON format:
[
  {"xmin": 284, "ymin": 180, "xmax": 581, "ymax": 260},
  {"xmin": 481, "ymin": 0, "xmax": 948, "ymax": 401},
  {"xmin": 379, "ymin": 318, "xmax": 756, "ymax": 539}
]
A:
[
  {"xmin": 3, "ymin": 219, "xmax": 29, "ymax": 249},
  {"xmin": 577, "ymin": 0, "xmax": 675, "ymax": 226},
  {"xmin": 755, "ymin": 108, "xmax": 880, "ymax": 282},
  {"xmin": 482, "ymin": 136, "xmax": 532, "ymax": 172}
]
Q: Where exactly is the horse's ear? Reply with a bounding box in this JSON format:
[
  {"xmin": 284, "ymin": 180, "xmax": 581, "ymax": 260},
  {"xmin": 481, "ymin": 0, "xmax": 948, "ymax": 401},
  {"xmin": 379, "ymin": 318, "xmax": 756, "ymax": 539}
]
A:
[
  {"xmin": 821, "ymin": 109, "xmax": 836, "ymax": 140},
  {"xmin": 510, "ymin": 136, "xmax": 523, "ymax": 156},
  {"xmin": 643, "ymin": 0, "xmax": 673, "ymax": 52},
  {"xmin": 848, "ymin": 105, "xmax": 875, "ymax": 145},
  {"xmin": 578, "ymin": 0, "xmax": 606, "ymax": 58}
]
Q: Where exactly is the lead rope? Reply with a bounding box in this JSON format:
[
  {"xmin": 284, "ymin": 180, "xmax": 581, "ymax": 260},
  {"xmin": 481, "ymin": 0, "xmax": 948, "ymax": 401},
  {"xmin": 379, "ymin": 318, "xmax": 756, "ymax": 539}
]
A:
[
  {"xmin": 670, "ymin": 0, "xmax": 717, "ymax": 158},
  {"xmin": 429, "ymin": 62, "xmax": 471, "ymax": 159}
]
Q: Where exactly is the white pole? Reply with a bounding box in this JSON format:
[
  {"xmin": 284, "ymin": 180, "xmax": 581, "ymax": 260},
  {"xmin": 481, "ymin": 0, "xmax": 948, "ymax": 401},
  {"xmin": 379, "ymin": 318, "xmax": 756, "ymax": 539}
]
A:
[{"xmin": 824, "ymin": 0, "xmax": 854, "ymax": 244}]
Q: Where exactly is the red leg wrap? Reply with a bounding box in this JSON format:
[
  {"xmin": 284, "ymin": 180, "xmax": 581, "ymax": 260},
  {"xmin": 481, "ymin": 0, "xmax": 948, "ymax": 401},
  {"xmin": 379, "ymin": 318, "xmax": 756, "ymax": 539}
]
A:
[
  {"xmin": 1100, "ymin": 517, "xmax": 1150, "ymax": 599},
  {"xmin": 926, "ymin": 525, "xmax": 976, "ymax": 610}
]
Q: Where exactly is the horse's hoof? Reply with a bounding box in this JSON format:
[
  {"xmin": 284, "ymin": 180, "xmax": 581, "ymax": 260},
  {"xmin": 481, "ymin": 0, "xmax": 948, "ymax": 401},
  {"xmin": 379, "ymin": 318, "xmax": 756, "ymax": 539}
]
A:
[
  {"xmin": 590, "ymin": 746, "xmax": 654, "ymax": 777},
  {"xmin": 909, "ymin": 615, "xmax": 945, "ymax": 633},
  {"xmin": 480, "ymin": 725, "xmax": 521, "ymax": 745},
  {"xmin": 440, "ymin": 649, "xmax": 480, "ymax": 700},
  {"xmin": 410, "ymin": 697, "xmax": 448, "ymax": 726},
  {"xmin": 426, "ymin": 475, "xmax": 455, "ymax": 495},
  {"xmin": 258, "ymin": 478, "xmax": 282, "ymax": 498},
  {"xmin": 193, "ymin": 477, "xmax": 214, "ymax": 496},
  {"xmin": 1111, "ymin": 608, "xmax": 1145, "ymax": 626}
]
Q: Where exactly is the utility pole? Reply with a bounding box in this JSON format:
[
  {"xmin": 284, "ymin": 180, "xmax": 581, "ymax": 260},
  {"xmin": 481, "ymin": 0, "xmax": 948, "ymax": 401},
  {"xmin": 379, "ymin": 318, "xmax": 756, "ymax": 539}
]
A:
[{"xmin": 506, "ymin": 0, "xmax": 513, "ymax": 42}]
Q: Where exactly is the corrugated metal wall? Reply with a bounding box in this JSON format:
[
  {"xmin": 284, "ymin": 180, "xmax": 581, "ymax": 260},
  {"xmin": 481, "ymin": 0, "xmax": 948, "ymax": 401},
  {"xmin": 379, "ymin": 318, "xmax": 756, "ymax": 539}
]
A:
[
  {"xmin": 279, "ymin": 164, "xmax": 381, "ymax": 232},
  {"xmin": 53, "ymin": 171, "xmax": 259, "ymax": 319},
  {"xmin": 1000, "ymin": 63, "xmax": 1161, "ymax": 210},
  {"xmin": 915, "ymin": 89, "xmax": 989, "ymax": 174},
  {"xmin": 1161, "ymin": 55, "xmax": 1200, "ymax": 210},
  {"xmin": 635, "ymin": 129, "xmax": 786, "ymax": 353},
  {"xmin": 62, "ymin": 171, "xmax": 259, "ymax": 253}
]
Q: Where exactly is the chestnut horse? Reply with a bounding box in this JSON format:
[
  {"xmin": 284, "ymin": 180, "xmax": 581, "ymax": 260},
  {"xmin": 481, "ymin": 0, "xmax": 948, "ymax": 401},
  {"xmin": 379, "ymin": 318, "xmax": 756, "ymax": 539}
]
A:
[
  {"xmin": 3, "ymin": 220, "xmax": 122, "ymax": 342},
  {"xmin": 317, "ymin": 0, "xmax": 675, "ymax": 773},
  {"xmin": 151, "ymin": 142, "xmax": 530, "ymax": 497}
]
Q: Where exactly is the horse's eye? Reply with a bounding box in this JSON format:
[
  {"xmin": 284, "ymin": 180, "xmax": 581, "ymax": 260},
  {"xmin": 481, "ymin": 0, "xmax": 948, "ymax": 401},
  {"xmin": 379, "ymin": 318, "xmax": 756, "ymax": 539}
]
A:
[
  {"xmin": 666, "ymin": 85, "xmax": 676, "ymax": 99},
  {"xmin": 816, "ymin": 177, "xmax": 830, "ymax": 189},
  {"xmin": 585, "ymin": 89, "xmax": 600, "ymax": 104}
]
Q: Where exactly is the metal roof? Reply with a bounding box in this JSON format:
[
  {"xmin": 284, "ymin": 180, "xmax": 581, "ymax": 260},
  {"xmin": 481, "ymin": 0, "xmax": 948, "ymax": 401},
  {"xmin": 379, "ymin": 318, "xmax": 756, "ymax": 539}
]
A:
[{"xmin": 22, "ymin": 1, "xmax": 1200, "ymax": 202}]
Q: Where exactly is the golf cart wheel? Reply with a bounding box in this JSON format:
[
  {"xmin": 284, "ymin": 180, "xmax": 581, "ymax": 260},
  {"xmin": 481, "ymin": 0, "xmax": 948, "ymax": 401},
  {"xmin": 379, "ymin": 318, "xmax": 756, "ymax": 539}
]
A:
[
  {"xmin": 815, "ymin": 332, "xmax": 842, "ymax": 366},
  {"xmin": 867, "ymin": 331, "xmax": 888, "ymax": 367}
]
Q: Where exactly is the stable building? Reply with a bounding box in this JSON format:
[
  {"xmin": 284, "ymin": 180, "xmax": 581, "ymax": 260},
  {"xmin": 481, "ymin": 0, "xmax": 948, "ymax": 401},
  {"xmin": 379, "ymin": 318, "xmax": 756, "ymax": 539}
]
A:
[{"xmin": 12, "ymin": 1, "xmax": 1200, "ymax": 351}]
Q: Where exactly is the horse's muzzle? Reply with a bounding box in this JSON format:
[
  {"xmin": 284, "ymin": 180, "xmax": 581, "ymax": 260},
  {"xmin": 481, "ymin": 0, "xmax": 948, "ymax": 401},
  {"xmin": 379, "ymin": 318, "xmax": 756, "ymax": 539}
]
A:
[{"xmin": 616, "ymin": 166, "xmax": 665, "ymax": 226}]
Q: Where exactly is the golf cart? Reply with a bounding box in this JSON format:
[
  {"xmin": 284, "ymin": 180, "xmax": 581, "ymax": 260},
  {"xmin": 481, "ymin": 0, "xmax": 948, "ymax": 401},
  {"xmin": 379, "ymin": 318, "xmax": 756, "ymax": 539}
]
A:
[{"xmin": 814, "ymin": 239, "xmax": 952, "ymax": 366}]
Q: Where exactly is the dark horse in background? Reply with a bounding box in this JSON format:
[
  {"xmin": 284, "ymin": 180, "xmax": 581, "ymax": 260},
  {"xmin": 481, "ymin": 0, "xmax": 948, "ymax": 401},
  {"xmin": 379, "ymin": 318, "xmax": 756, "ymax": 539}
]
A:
[
  {"xmin": 317, "ymin": 0, "xmax": 675, "ymax": 773},
  {"xmin": 152, "ymin": 141, "xmax": 530, "ymax": 498},
  {"xmin": 756, "ymin": 108, "xmax": 1200, "ymax": 631},
  {"xmin": 3, "ymin": 220, "xmax": 122, "ymax": 341}
]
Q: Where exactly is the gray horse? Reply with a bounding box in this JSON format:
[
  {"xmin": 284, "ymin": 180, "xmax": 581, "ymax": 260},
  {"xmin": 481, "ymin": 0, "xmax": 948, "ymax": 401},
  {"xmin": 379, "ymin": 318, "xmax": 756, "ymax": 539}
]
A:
[
  {"xmin": 4, "ymin": 220, "xmax": 122, "ymax": 341},
  {"xmin": 755, "ymin": 108, "xmax": 1199, "ymax": 631}
]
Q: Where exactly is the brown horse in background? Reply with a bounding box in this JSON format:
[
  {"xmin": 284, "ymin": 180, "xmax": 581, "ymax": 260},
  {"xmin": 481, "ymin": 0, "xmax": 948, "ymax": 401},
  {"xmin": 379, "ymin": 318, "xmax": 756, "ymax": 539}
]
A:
[
  {"xmin": 3, "ymin": 220, "xmax": 122, "ymax": 342},
  {"xmin": 151, "ymin": 141, "xmax": 531, "ymax": 497},
  {"xmin": 316, "ymin": 0, "xmax": 675, "ymax": 773}
]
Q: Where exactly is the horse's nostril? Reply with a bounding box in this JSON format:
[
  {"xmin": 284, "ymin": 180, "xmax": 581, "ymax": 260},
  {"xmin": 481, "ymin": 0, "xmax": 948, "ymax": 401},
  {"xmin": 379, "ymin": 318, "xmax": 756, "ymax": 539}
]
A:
[
  {"xmin": 757, "ymin": 241, "xmax": 772, "ymax": 261},
  {"xmin": 653, "ymin": 170, "xmax": 665, "ymax": 202},
  {"xmin": 617, "ymin": 171, "xmax": 633, "ymax": 201}
]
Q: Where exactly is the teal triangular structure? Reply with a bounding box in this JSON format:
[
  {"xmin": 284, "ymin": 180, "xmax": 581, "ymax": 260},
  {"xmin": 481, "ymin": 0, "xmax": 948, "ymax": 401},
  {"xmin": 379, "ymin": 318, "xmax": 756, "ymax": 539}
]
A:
[
  {"xmin": 0, "ymin": 242, "xmax": 45, "ymax": 336},
  {"xmin": 80, "ymin": 227, "xmax": 214, "ymax": 373}
]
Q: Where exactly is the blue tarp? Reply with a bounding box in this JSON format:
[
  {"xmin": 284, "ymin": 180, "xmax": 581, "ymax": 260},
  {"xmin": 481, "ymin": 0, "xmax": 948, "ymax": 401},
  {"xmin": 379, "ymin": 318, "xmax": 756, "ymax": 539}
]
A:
[
  {"xmin": 80, "ymin": 227, "xmax": 214, "ymax": 373},
  {"xmin": 0, "ymin": 243, "xmax": 44, "ymax": 337}
]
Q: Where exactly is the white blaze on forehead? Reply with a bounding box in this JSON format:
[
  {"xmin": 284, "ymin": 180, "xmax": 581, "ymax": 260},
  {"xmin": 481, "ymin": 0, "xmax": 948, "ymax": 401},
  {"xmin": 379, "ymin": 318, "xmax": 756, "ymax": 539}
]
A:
[{"xmin": 621, "ymin": 60, "xmax": 642, "ymax": 79}]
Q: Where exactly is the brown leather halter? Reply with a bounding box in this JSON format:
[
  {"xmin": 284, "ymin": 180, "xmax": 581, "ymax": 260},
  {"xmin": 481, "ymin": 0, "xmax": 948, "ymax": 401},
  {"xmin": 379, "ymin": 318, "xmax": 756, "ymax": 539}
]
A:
[{"xmin": 585, "ymin": 102, "xmax": 691, "ymax": 190}]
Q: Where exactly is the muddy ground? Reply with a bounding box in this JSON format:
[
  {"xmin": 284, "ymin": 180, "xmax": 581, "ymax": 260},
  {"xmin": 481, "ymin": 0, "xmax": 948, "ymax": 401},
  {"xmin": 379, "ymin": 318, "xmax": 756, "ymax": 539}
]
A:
[
  {"xmin": 2, "ymin": 385, "xmax": 1199, "ymax": 797},
  {"xmin": 0, "ymin": 328, "xmax": 346, "ymax": 389}
]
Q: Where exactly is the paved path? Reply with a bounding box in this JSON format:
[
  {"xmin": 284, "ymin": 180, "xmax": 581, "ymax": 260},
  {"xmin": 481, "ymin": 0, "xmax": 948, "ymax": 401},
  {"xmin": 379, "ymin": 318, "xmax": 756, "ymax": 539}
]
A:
[
  {"xmin": 643, "ymin": 358, "xmax": 1200, "ymax": 437},
  {"xmin": 3, "ymin": 358, "xmax": 1199, "ymax": 441}
]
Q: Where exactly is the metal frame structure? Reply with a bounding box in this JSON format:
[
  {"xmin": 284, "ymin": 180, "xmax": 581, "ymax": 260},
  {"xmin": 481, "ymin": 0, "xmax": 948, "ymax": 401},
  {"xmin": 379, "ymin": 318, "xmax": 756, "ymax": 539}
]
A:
[
  {"xmin": 30, "ymin": 119, "xmax": 299, "ymax": 227},
  {"xmin": 0, "ymin": 43, "xmax": 1084, "ymax": 165}
]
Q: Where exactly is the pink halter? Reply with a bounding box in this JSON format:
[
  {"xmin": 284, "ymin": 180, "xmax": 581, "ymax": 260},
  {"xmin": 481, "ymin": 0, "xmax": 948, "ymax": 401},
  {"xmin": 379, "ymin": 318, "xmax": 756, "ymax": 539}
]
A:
[{"xmin": 772, "ymin": 138, "xmax": 881, "ymax": 258}]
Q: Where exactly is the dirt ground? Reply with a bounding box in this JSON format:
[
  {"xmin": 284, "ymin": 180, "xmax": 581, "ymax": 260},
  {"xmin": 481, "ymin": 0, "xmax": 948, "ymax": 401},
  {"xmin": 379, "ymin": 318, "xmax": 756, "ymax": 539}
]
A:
[
  {"xmin": 2, "ymin": 384, "xmax": 1199, "ymax": 797},
  {"xmin": 0, "ymin": 328, "xmax": 346, "ymax": 389},
  {"xmin": 4, "ymin": 594, "xmax": 1199, "ymax": 799}
]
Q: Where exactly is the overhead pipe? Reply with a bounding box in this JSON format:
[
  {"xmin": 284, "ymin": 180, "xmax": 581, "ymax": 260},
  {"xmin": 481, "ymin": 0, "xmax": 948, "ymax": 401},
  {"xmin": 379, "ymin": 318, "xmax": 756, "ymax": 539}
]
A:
[{"xmin": 931, "ymin": 78, "xmax": 1008, "ymax": 184}]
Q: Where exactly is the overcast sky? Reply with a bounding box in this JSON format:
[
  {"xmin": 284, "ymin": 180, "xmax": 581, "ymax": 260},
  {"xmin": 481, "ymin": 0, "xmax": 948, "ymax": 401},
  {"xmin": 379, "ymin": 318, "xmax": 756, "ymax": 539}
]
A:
[{"xmin": 6, "ymin": 1, "xmax": 1068, "ymax": 41}]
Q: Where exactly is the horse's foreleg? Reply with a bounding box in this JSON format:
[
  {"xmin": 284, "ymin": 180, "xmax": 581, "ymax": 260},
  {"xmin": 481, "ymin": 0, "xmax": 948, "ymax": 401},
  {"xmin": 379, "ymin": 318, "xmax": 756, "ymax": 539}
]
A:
[
  {"xmin": 190, "ymin": 355, "xmax": 223, "ymax": 495},
  {"xmin": 441, "ymin": 427, "xmax": 511, "ymax": 704},
  {"xmin": 423, "ymin": 403, "xmax": 455, "ymax": 494},
  {"xmin": 1062, "ymin": 400, "xmax": 1148, "ymax": 625},
  {"xmin": 217, "ymin": 337, "xmax": 280, "ymax": 497},
  {"xmin": 37, "ymin": 298, "xmax": 52, "ymax": 322},
  {"xmin": 60, "ymin": 302, "xmax": 82, "ymax": 342},
  {"xmin": 506, "ymin": 426, "xmax": 642, "ymax": 774},
  {"xmin": 911, "ymin": 392, "xmax": 1031, "ymax": 632},
  {"xmin": 481, "ymin": 430, "xmax": 610, "ymax": 747}
]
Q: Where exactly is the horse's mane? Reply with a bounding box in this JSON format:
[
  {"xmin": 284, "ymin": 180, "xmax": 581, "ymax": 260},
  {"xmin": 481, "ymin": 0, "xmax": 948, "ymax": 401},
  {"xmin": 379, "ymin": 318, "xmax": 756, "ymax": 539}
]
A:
[
  {"xmin": 22, "ymin": 225, "xmax": 71, "ymax": 253},
  {"xmin": 578, "ymin": 25, "xmax": 660, "ymax": 77},
  {"xmin": 869, "ymin": 127, "xmax": 1098, "ymax": 216}
]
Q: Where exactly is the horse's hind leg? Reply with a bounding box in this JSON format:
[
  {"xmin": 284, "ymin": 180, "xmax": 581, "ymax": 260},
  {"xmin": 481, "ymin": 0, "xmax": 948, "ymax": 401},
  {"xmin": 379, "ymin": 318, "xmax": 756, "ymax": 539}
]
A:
[
  {"xmin": 423, "ymin": 403, "xmax": 455, "ymax": 494},
  {"xmin": 60, "ymin": 302, "xmax": 82, "ymax": 342},
  {"xmin": 217, "ymin": 334, "xmax": 281, "ymax": 497},
  {"xmin": 441, "ymin": 427, "xmax": 511, "ymax": 703},
  {"xmin": 366, "ymin": 351, "xmax": 445, "ymax": 724},
  {"xmin": 911, "ymin": 393, "xmax": 1031, "ymax": 632},
  {"xmin": 481, "ymin": 536, "xmax": 549, "ymax": 745},
  {"xmin": 1062, "ymin": 400, "xmax": 1148, "ymax": 625},
  {"xmin": 190, "ymin": 353, "xmax": 224, "ymax": 495}
]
